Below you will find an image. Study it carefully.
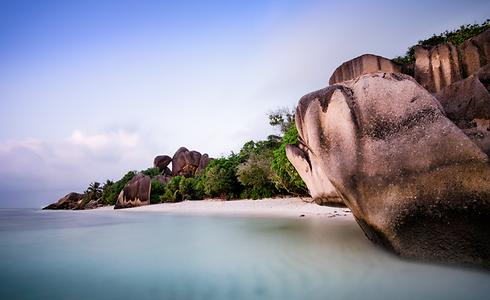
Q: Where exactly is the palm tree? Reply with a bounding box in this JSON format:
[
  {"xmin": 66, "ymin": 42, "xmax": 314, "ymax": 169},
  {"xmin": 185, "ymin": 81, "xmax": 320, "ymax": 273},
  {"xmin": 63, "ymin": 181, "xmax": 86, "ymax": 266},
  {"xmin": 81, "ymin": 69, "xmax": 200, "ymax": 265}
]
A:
[{"xmin": 85, "ymin": 182, "xmax": 103, "ymax": 202}]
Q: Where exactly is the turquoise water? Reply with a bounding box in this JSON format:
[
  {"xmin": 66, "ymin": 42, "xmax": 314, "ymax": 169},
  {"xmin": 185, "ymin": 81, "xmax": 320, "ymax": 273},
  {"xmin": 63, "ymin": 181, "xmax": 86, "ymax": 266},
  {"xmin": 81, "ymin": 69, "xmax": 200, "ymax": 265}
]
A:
[{"xmin": 0, "ymin": 209, "xmax": 489, "ymax": 300}]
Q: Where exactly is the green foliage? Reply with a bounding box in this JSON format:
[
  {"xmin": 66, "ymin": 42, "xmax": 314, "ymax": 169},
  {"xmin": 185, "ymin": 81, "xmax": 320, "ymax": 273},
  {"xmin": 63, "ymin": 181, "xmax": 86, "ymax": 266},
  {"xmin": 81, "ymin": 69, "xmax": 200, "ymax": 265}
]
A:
[
  {"xmin": 101, "ymin": 171, "xmax": 136, "ymax": 205},
  {"xmin": 82, "ymin": 181, "xmax": 103, "ymax": 205},
  {"xmin": 180, "ymin": 176, "xmax": 204, "ymax": 200},
  {"xmin": 239, "ymin": 137, "xmax": 280, "ymax": 162},
  {"xmin": 160, "ymin": 176, "xmax": 184, "ymax": 202},
  {"xmin": 150, "ymin": 180, "xmax": 166, "ymax": 204},
  {"xmin": 202, "ymin": 155, "xmax": 243, "ymax": 199},
  {"xmin": 237, "ymin": 150, "xmax": 278, "ymax": 199},
  {"xmin": 141, "ymin": 167, "xmax": 161, "ymax": 178},
  {"xmin": 268, "ymin": 107, "xmax": 295, "ymax": 134},
  {"xmin": 158, "ymin": 176, "xmax": 205, "ymax": 202},
  {"xmin": 394, "ymin": 20, "xmax": 490, "ymax": 66},
  {"xmin": 271, "ymin": 123, "xmax": 308, "ymax": 195}
]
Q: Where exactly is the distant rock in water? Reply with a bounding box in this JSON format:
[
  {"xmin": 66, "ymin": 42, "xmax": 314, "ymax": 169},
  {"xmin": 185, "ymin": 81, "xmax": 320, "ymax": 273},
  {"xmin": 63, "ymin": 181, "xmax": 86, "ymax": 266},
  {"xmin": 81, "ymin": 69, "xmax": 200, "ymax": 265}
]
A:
[
  {"xmin": 43, "ymin": 192, "xmax": 84, "ymax": 210},
  {"xmin": 329, "ymin": 54, "xmax": 401, "ymax": 85},
  {"xmin": 288, "ymin": 72, "xmax": 490, "ymax": 268},
  {"xmin": 114, "ymin": 173, "xmax": 151, "ymax": 209}
]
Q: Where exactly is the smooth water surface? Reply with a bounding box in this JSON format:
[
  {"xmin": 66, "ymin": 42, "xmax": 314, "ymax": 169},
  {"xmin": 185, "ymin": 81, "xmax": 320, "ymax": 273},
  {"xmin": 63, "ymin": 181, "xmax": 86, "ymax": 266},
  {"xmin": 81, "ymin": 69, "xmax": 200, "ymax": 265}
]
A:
[{"xmin": 0, "ymin": 209, "xmax": 489, "ymax": 300}]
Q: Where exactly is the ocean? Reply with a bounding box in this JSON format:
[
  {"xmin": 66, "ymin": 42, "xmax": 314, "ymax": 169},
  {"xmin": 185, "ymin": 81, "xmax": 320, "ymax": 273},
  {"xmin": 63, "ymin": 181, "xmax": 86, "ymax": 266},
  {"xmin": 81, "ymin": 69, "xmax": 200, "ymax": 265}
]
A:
[{"xmin": 0, "ymin": 209, "xmax": 488, "ymax": 300}]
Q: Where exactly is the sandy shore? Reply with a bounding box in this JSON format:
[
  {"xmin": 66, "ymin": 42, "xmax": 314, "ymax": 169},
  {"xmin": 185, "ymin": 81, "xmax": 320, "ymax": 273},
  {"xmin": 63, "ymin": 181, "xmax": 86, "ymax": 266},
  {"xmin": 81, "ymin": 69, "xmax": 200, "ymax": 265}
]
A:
[{"xmin": 100, "ymin": 197, "xmax": 354, "ymax": 220}]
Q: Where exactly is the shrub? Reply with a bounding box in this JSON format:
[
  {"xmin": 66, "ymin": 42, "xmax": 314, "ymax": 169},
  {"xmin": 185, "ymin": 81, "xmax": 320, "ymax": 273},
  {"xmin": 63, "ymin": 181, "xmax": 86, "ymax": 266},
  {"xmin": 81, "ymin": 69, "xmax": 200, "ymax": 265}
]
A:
[
  {"xmin": 150, "ymin": 180, "xmax": 167, "ymax": 204},
  {"xmin": 202, "ymin": 155, "xmax": 243, "ymax": 199},
  {"xmin": 161, "ymin": 176, "xmax": 184, "ymax": 202},
  {"xmin": 271, "ymin": 123, "xmax": 308, "ymax": 195},
  {"xmin": 141, "ymin": 167, "xmax": 161, "ymax": 178},
  {"xmin": 237, "ymin": 150, "xmax": 278, "ymax": 199}
]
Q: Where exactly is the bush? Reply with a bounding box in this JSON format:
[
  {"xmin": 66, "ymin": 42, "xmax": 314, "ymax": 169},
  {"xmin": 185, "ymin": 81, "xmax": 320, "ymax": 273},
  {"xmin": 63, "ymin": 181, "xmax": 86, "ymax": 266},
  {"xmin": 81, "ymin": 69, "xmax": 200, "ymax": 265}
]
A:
[
  {"xmin": 150, "ymin": 180, "xmax": 166, "ymax": 204},
  {"xmin": 271, "ymin": 123, "xmax": 308, "ymax": 195},
  {"xmin": 160, "ymin": 176, "xmax": 184, "ymax": 202},
  {"xmin": 202, "ymin": 155, "xmax": 243, "ymax": 199},
  {"xmin": 237, "ymin": 150, "xmax": 278, "ymax": 199},
  {"xmin": 141, "ymin": 167, "xmax": 161, "ymax": 178}
]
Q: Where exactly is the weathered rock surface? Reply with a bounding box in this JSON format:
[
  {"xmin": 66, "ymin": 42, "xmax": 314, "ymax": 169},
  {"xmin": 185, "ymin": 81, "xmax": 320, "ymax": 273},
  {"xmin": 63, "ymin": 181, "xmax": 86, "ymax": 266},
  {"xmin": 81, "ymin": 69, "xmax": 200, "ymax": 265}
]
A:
[
  {"xmin": 197, "ymin": 154, "xmax": 211, "ymax": 174},
  {"xmin": 114, "ymin": 173, "xmax": 151, "ymax": 209},
  {"xmin": 154, "ymin": 155, "xmax": 172, "ymax": 175},
  {"xmin": 460, "ymin": 28, "xmax": 490, "ymax": 78},
  {"xmin": 436, "ymin": 65, "xmax": 490, "ymax": 155},
  {"xmin": 43, "ymin": 192, "xmax": 84, "ymax": 210},
  {"xmin": 286, "ymin": 140, "xmax": 343, "ymax": 206},
  {"xmin": 154, "ymin": 174, "xmax": 172, "ymax": 184},
  {"xmin": 329, "ymin": 54, "xmax": 401, "ymax": 85},
  {"xmin": 172, "ymin": 147, "xmax": 211, "ymax": 177},
  {"xmin": 414, "ymin": 28, "xmax": 490, "ymax": 93},
  {"xmin": 289, "ymin": 72, "xmax": 490, "ymax": 267}
]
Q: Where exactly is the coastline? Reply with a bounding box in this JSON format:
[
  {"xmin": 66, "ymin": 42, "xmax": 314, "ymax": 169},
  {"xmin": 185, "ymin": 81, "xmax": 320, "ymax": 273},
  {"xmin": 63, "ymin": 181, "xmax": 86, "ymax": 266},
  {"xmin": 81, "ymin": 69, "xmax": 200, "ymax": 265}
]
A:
[{"xmin": 97, "ymin": 197, "xmax": 354, "ymax": 220}]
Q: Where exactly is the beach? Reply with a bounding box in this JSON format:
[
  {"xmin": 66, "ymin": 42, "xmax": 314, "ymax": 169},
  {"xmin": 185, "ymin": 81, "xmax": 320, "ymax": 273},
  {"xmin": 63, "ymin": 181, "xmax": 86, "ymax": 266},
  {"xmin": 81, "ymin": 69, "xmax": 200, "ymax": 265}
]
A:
[{"xmin": 102, "ymin": 197, "xmax": 354, "ymax": 219}]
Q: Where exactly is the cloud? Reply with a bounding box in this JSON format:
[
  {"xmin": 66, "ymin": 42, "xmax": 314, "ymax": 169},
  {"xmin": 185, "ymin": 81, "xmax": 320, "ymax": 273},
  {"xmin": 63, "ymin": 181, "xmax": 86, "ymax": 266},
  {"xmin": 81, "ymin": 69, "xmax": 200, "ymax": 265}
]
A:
[
  {"xmin": 67, "ymin": 129, "xmax": 139, "ymax": 151},
  {"xmin": 0, "ymin": 129, "xmax": 152, "ymax": 192}
]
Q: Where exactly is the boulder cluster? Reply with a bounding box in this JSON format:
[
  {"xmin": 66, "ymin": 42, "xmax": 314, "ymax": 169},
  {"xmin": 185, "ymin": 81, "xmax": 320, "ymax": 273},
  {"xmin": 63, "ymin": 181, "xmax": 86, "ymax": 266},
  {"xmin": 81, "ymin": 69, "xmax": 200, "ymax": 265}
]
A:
[
  {"xmin": 115, "ymin": 147, "xmax": 211, "ymax": 209},
  {"xmin": 286, "ymin": 28, "xmax": 490, "ymax": 267},
  {"xmin": 44, "ymin": 147, "xmax": 211, "ymax": 210}
]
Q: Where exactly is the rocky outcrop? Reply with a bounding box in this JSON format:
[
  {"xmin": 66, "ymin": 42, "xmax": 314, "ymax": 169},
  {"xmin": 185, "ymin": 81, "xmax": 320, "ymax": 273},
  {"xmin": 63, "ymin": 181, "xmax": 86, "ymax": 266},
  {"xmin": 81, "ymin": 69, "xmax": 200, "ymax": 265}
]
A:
[
  {"xmin": 286, "ymin": 140, "xmax": 343, "ymax": 206},
  {"xmin": 414, "ymin": 28, "xmax": 490, "ymax": 93},
  {"xmin": 329, "ymin": 54, "xmax": 401, "ymax": 85},
  {"xmin": 154, "ymin": 155, "xmax": 172, "ymax": 175},
  {"xmin": 436, "ymin": 65, "xmax": 490, "ymax": 155},
  {"xmin": 460, "ymin": 28, "xmax": 490, "ymax": 78},
  {"xmin": 288, "ymin": 72, "xmax": 490, "ymax": 267},
  {"xmin": 171, "ymin": 147, "xmax": 211, "ymax": 177},
  {"xmin": 197, "ymin": 154, "xmax": 211, "ymax": 174},
  {"xmin": 114, "ymin": 173, "xmax": 151, "ymax": 209},
  {"xmin": 154, "ymin": 174, "xmax": 172, "ymax": 184},
  {"xmin": 43, "ymin": 192, "xmax": 85, "ymax": 210}
]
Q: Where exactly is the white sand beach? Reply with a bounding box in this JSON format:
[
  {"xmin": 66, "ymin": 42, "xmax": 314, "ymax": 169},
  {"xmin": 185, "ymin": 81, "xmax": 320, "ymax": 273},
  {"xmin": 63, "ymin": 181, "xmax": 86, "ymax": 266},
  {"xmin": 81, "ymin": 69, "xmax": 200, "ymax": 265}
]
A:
[{"xmin": 103, "ymin": 197, "xmax": 354, "ymax": 220}]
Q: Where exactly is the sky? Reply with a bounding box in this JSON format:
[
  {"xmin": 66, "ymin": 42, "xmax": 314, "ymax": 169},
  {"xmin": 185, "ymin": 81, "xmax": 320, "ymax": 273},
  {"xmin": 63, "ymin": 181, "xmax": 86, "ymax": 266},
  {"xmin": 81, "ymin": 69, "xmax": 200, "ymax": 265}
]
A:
[{"xmin": 0, "ymin": 0, "xmax": 489, "ymax": 207}]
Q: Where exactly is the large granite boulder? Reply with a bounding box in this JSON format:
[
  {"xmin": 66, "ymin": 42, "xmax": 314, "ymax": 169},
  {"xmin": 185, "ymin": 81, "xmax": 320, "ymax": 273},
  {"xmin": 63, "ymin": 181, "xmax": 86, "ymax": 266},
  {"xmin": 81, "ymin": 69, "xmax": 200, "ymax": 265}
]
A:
[
  {"xmin": 154, "ymin": 174, "xmax": 172, "ymax": 184},
  {"xmin": 460, "ymin": 28, "xmax": 490, "ymax": 78},
  {"xmin": 197, "ymin": 154, "xmax": 211, "ymax": 174},
  {"xmin": 172, "ymin": 147, "xmax": 211, "ymax": 177},
  {"xmin": 414, "ymin": 28, "xmax": 490, "ymax": 93},
  {"xmin": 43, "ymin": 192, "xmax": 84, "ymax": 210},
  {"xmin": 288, "ymin": 72, "xmax": 490, "ymax": 267},
  {"xmin": 436, "ymin": 64, "xmax": 490, "ymax": 155},
  {"xmin": 329, "ymin": 54, "xmax": 401, "ymax": 85},
  {"xmin": 285, "ymin": 141, "xmax": 343, "ymax": 206},
  {"xmin": 114, "ymin": 173, "xmax": 151, "ymax": 209},
  {"xmin": 153, "ymin": 155, "xmax": 172, "ymax": 175}
]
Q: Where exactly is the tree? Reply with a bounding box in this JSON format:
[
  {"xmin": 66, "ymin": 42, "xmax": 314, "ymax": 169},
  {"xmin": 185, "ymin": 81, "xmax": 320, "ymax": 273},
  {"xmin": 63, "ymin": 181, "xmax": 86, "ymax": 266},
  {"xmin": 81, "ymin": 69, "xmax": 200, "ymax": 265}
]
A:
[
  {"xmin": 202, "ymin": 155, "xmax": 243, "ymax": 199},
  {"xmin": 83, "ymin": 181, "xmax": 103, "ymax": 205},
  {"xmin": 142, "ymin": 167, "xmax": 161, "ymax": 178},
  {"xmin": 268, "ymin": 107, "xmax": 295, "ymax": 134},
  {"xmin": 271, "ymin": 123, "xmax": 308, "ymax": 195},
  {"xmin": 237, "ymin": 150, "xmax": 278, "ymax": 199}
]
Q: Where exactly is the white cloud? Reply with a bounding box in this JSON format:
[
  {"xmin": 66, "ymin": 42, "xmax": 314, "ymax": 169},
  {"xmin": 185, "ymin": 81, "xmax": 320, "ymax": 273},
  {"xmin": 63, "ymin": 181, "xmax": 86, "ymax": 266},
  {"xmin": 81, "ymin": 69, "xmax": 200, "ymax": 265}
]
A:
[
  {"xmin": 67, "ymin": 129, "xmax": 139, "ymax": 151},
  {"xmin": 0, "ymin": 129, "xmax": 152, "ymax": 192}
]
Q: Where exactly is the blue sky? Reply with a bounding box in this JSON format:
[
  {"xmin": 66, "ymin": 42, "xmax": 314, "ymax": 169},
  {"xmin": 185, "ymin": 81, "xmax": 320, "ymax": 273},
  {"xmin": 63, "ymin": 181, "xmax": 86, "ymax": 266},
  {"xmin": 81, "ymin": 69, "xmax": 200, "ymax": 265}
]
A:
[{"xmin": 1, "ymin": 0, "xmax": 489, "ymax": 207}]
